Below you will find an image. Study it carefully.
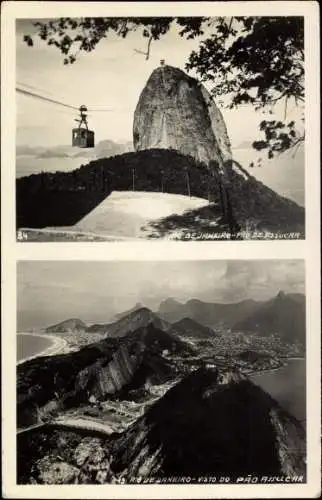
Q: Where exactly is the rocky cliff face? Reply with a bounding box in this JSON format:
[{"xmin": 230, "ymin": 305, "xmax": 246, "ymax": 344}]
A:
[
  {"xmin": 133, "ymin": 64, "xmax": 231, "ymax": 172},
  {"xmin": 74, "ymin": 321, "xmax": 191, "ymax": 400}
]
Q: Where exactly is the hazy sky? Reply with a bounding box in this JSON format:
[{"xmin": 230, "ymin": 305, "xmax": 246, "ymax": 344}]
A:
[
  {"xmin": 17, "ymin": 260, "xmax": 305, "ymax": 330},
  {"xmin": 16, "ymin": 18, "xmax": 302, "ymax": 148}
]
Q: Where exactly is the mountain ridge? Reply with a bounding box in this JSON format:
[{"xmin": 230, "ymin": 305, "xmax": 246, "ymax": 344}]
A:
[
  {"xmin": 46, "ymin": 318, "xmax": 87, "ymax": 333},
  {"xmin": 233, "ymin": 291, "xmax": 305, "ymax": 344},
  {"xmin": 158, "ymin": 296, "xmax": 262, "ymax": 328},
  {"xmin": 171, "ymin": 317, "xmax": 216, "ymax": 338},
  {"xmin": 87, "ymin": 307, "xmax": 173, "ymax": 338},
  {"xmin": 158, "ymin": 292, "xmax": 305, "ymax": 344},
  {"xmin": 42, "ymin": 293, "xmax": 305, "ymax": 343}
]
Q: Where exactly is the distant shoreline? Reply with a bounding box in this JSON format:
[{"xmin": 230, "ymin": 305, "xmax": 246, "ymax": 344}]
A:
[
  {"xmin": 17, "ymin": 332, "xmax": 70, "ymax": 365},
  {"xmin": 248, "ymin": 365, "xmax": 283, "ymax": 377},
  {"xmin": 249, "ymin": 357, "xmax": 305, "ymax": 377}
]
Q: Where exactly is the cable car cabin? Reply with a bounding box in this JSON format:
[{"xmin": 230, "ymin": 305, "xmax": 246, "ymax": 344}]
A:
[{"xmin": 72, "ymin": 128, "xmax": 95, "ymax": 148}]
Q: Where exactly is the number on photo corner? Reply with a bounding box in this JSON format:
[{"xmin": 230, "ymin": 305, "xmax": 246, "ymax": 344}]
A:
[{"xmin": 17, "ymin": 230, "xmax": 27, "ymax": 241}]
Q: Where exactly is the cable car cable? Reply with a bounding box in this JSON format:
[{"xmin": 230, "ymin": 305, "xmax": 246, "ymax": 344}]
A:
[
  {"xmin": 16, "ymin": 86, "xmax": 78, "ymax": 111},
  {"xmin": 16, "ymin": 85, "xmax": 116, "ymax": 148},
  {"xmin": 17, "ymin": 86, "xmax": 115, "ymax": 113},
  {"xmin": 16, "ymin": 81, "xmax": 56, "ymax": 97}
]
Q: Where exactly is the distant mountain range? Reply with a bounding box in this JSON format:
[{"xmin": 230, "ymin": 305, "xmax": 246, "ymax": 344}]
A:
[
  {"xmin": 158, "ymin": 292, "xmax": 305, "ymax": 343},
  {"xmin": 16, "ymin": 139, "xmax": 133, "ymax": 160},
  {"xmin": 158, "ymin": 297, "xmax": 262, "ymax": 328},
  {"xmin": 44, "ymin": 292, "xmax": 305, "ymax": 345},
  {"xmin": 233, "ymin": 291, "xmax": 305, "ymax": 344}
]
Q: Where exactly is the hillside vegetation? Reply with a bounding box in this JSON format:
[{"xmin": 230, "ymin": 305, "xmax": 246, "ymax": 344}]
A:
[
  {"xmin": 17, "ymin": 149, "xmax": 213, "ymax": 229},
  {"xmin": 17, "ymin": 149, "xmax": 304, "ymax": 238}
]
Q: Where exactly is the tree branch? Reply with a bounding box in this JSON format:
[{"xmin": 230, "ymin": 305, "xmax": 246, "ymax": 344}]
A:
[
  {"xmin": 291, "ymin": 135, "xmax": 305, "ymax": 157},
  {"xmin": 284, "ymin": 96, "xmax": 288, "ymax": 121},
  {"xmin": 134, "ymin": 34, "xmax": 153, "ymax": 60}
]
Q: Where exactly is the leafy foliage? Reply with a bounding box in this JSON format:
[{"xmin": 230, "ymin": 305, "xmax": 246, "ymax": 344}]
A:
[
  {"xmin": 23, "ymin": 16, "xmax": 304, "ymax": 157},
  {"xmin": 187, "ymin": 17, "xmax": 304, "ymax": 106},
  {"xmin": 186, "ymin": 17, "xmax": 304, "ymax": 157},
  {"xmin": 253, "ymin": 119, "xmax": 304, "ymax": 158},
  {"xmin": 28, "ymin": 17, "xmax": 205, "ymax": 64}
]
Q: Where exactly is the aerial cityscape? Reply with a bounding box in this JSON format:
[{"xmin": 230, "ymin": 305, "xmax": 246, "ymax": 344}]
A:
[{"xmin": 17, "ymin": 260, "xmax": 306, "ymax": 484}]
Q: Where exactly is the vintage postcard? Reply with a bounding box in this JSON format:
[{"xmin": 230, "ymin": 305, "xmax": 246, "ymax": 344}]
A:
[
  {"xmin": 1, "ymin": 1, "xmax": 320, "ymax": 499},
  {"xmin": 12, "ymin": 5, "xmax": 310, "ymax": 242}
]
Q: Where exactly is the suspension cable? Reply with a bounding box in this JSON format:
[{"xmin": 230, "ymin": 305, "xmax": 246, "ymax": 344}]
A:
[
  {"xmin": 16, "ymin": 85, "xmax": 115, "ymax": 112},
  {"xmin": 16, "ymin": 86, "xmax": 78, "ymax": 111}
]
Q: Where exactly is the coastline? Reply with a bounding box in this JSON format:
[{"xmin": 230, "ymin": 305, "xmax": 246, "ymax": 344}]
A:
[
  {"xmin": 17, "ymin": 332, "xmax": 70, "ymax": 365},
  {"xmin": 247, "ymin": 357, "xmax": 305, "ymax": 377},
  {"xmin": 247, "ymin": 365, "xmax": 283, "ymax": 377}
]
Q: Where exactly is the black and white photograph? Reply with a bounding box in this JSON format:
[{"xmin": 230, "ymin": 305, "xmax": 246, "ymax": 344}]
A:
[
  {"xmin": 16, "ymin": 15, "xmax": 305, "ymax": 241},
  {"xmin": 17, "ymin": 259, "xmax": 306, "ymax": 485},
  {"xmin": 1, "ymin": 2, "xmax": 320, "ymax": 498}
]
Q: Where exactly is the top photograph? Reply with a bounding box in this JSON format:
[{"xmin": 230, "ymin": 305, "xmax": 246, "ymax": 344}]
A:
[{"xmin": 16, "ymin": 16, "xmax": 305, "ymax": 242}]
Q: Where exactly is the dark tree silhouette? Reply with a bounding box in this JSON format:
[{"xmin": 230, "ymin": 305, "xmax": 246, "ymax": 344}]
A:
[{"xmin": 23, "ymin": 16, "xmax": 304, "ymax": 159}]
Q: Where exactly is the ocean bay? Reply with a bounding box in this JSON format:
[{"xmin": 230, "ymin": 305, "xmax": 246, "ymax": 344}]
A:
[
  {"xmin": 17, "ymin": 333, "xmax": 55, "ymax": 363},
  {"xmin": 250, "ymin": 358, "xmax": 306, "ymax": 426}
]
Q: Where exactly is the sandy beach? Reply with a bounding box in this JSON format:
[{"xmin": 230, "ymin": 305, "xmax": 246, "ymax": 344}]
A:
[{"xmin": 17, "ymin": 333, "xmax": 71, "ymax": 365}]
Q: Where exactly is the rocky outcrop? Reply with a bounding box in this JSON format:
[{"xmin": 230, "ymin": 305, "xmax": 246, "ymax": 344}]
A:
[
  {"xmin": 18, "ymin": 430, "xmax": 116, "ymax": 484},
  {"xmin": 111, "ymin": 366, "xmax": 306, "ymax": 479},
  {"xmin": 133, "ymin": 64, "xmax": 231, "ymax": 173},
  {"xmin": 37, "ymin": 459, "xmax": 80, "ymax": 484},
  {"xmin": 75, "ymin": 341, "xmax": 145, "ymax": 398},
  {"xmin": 75, "ymin": 320, "xmax": 193, "ymax": 400}
]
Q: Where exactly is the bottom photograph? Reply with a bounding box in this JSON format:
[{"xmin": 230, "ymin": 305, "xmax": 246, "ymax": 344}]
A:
[{"xmin": 17, "ymin": 259, "xmax": 306, "ymax": 485}]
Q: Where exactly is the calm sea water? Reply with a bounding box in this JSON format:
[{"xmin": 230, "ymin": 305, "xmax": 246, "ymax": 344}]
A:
[
  {"xmin": 250, "ymin": 359, "xmax": 306, "ymax": 426},
  {"xmin": 17, "ymin": 334, "xmax": 53, "ymax": 362}
]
